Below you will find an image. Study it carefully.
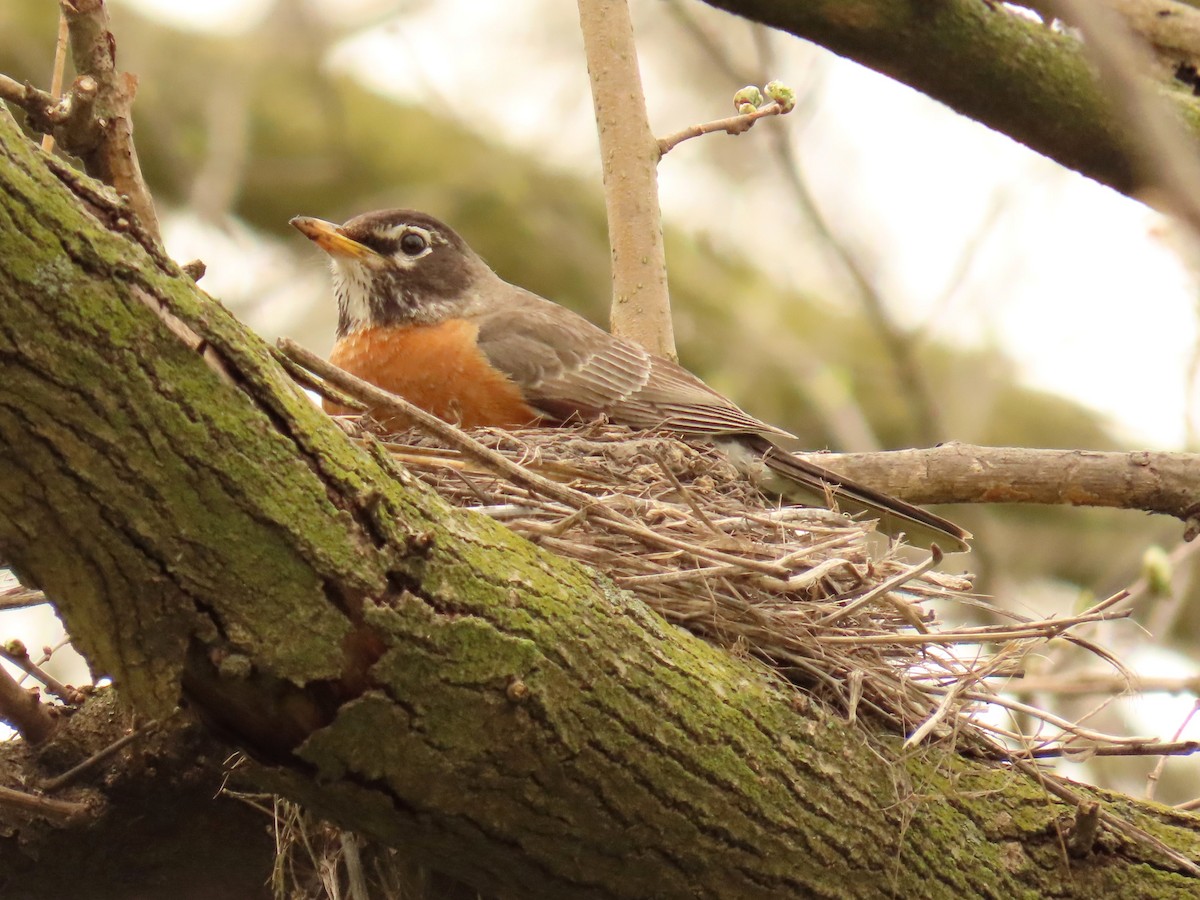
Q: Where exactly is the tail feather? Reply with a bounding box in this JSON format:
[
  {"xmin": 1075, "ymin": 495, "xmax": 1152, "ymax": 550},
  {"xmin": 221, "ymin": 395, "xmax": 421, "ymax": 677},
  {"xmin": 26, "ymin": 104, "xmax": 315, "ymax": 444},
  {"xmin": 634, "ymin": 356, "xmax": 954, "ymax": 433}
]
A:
[{"xmin": 732, "ymin": 435, "xmax": 971, "ymax": 552}]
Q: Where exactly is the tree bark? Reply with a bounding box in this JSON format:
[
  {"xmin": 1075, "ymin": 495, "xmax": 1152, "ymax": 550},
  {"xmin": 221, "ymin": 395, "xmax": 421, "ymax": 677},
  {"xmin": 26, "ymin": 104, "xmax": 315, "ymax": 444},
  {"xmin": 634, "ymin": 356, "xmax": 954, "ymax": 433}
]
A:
[
  {"xmin": 1, "ymin": 113, "xmax": 1200, "ymax": 897},
  {"xmin": 700, "ymin": 0, "xmax": 1200, "ymax": 199},
  {"xmin": 804, "ymin": 443, "xmax": 1200, "ymax": 536}
]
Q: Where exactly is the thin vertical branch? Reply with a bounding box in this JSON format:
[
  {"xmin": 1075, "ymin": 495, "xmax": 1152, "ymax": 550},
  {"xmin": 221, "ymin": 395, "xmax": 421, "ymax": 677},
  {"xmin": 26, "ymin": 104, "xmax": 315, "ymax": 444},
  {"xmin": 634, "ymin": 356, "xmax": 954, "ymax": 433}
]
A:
[
  {"xmin": 61, "ymin": 0, "xmax": 161, "ymax": 244},
  {"xmin": 577, "ymin": 0, "xmax": 676, "ymax": 360},
  {"xmin": 40, "ymin": 12, "xmax": 70, "ymax": 153}
]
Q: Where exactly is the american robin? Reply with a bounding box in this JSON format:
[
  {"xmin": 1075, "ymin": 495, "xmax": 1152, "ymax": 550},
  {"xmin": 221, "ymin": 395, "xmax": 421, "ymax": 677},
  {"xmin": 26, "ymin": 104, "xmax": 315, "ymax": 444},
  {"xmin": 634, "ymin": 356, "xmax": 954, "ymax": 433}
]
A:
[{"xmin": 291, "ymin": 209, "xmax": 970, "ymax": 552}]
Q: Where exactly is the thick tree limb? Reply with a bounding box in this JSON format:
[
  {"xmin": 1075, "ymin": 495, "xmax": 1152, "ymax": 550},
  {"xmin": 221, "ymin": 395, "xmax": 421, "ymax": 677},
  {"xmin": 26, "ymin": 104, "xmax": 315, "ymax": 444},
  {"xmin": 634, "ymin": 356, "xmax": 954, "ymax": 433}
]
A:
[
  {"xmin": 1045, "ymin": 0, "xmax": 1200, "ymax": 237},
  {"xmin": 3, "ymin": 111, "xmax": 1200, "ymax": 895},
  {"xmin": 700, "ymin": 0, "xmax": 1200, "ymax": 198},
  {"xmin": 807, "ymin": 444, "xmax": 1200, "ymax": 537}
]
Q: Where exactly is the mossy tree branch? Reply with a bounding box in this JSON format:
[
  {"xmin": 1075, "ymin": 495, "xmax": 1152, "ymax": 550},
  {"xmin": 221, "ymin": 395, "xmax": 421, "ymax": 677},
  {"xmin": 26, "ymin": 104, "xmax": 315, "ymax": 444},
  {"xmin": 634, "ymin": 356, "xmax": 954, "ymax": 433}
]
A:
[
  {"xmin": 2, "ymin": 112, "xmax": 1200, "ymax": 896},
  {"xmin": 700, "ymin": 0, "xmax": 1200, "ymax": 198}
]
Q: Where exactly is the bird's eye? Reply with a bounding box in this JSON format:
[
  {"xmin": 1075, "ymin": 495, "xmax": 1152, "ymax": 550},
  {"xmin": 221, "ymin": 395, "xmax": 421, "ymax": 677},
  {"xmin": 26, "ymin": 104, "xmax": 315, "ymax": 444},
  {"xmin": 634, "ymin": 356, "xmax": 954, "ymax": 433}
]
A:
[{"xmin": 400, "ymin": 231, "xmax": 428, "ymax": 256}]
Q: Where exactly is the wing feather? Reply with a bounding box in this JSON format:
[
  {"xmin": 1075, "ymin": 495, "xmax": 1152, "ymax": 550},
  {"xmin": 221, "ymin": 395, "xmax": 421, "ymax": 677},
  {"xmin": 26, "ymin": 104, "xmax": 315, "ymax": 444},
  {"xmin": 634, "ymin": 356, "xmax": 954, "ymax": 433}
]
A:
[{"xmin": 472, "ymin": 289, "xmax": 790, "ymax": 438}]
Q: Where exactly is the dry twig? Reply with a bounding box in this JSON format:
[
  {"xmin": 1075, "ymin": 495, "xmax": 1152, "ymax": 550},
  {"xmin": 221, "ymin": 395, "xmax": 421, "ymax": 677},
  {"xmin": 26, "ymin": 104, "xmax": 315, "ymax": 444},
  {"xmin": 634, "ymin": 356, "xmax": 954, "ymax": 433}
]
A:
[
  {"xmin": 0, "ymin": 784, "xmax": 88, "ymax": 823},
  {"xmin": 0, "ymin": 663, "xmax": 57, "ymax": 744},
  {"xmin": 40, "ymin": 718, "xmax": 160, "ymax": 793},
  {"xmin": 0, "ymin": 641, "xmax": 84, "ymax": 705},
  {"xmin": 0, "ymin": 1, "xmax": 162, "ymax": 242}
]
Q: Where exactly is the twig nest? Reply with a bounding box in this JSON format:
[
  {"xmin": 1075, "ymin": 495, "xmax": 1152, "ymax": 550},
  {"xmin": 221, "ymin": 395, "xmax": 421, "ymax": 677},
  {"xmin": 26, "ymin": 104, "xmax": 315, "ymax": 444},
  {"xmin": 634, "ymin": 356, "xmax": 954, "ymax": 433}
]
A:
[{"xmin": 351, "ymin": 418, "xmax": 978, "ymax": 736}]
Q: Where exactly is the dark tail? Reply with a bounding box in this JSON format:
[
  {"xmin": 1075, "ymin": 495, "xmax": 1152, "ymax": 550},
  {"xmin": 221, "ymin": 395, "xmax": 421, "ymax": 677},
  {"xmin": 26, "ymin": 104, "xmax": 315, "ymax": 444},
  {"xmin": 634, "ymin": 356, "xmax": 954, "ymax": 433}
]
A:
[{"xmin": 738, "ymin": 435, "xmax": 972, "ymax": 552}]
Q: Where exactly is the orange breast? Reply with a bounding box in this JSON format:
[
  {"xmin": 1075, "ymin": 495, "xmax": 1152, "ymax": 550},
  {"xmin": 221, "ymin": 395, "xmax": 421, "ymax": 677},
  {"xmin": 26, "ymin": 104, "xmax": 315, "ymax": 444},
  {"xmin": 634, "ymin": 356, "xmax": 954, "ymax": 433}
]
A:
[{"xmin": 326, "ymin": 319, "xmax": 539, "ymax": 430}]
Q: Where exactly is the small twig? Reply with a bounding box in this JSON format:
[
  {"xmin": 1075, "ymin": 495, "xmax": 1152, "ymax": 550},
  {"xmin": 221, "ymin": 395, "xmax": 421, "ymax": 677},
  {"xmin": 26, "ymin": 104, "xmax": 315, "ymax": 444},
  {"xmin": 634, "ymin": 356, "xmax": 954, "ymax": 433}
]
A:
[
  {"xmin": 0, "ymin": 74, "xmax": 53, "ymax": 116},
  {"xmin": 0, "ymin": 663, "xmax": 57, "ymax": 744},
  {"xmin": 1013, "ymin": 739, "xmax": 1200, "ymax": 760},
  {"xmin": 0, "ymin": 584, "xmax": 49, "ymax": 611},
  {"xmin": 0, "ymin": 784, "xmax": 89, "ymax": 823},
  {"xmin": 271, "ymin": 346, "xmax": 367, "ymax": 413},
  {"xmin": 60, "ymin": 0, "xmax": 161, "ymax": 243},
  {"xmin": 1146, "ymin": 700, "xmax": 1200, "ymax": 801},
  {"xmin": 341, "ymin": 831, "xmax": 370, "ymax": 900},
  {"xmin": 817, "ymin": 545, "xmax": 942, "ymax": 627},
  {"xmin": 41, "ymin": 11, "xmax": 71, "ymax": 153},
  {"xmin": 0, "ymin": 641, "xmax": 85, "ymax": 705},
  {"xmin": 907, "ymin": 648, "xmax": 1013, "ymax": 747},
  {"xmin": 650, "ymin": 450, "xmax": 728, "ymax": 542},
  {"xmin": 40, "ymin": 718, "xmax": 160, "ymax": 793},
  {"xmin": 957, "ymin": 689, "xmax": 1153, "ymax": 746},
  {"xmin": 657, "ymin": 101, "xmax": 788, "ymax": 156}
]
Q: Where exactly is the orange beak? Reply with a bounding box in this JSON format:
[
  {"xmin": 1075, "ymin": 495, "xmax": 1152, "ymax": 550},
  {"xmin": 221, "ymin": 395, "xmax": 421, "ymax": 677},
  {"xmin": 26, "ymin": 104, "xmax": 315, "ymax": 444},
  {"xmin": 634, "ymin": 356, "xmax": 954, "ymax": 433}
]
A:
[{"xmin": 290, "ymin": 216, "xmax": 381, "ymax": 264}]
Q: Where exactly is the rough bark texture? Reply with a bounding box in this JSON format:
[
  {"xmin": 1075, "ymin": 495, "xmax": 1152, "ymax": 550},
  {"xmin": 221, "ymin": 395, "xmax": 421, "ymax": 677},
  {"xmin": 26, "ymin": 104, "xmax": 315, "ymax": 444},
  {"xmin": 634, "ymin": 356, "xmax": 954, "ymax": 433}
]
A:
[
  {"xmin": 2, "ymin": 114, "xmax": 1200, "ymax": 897},
  {"xmin": 701, "ymin": 0, "xmax": 1200, "ymax": 198}
]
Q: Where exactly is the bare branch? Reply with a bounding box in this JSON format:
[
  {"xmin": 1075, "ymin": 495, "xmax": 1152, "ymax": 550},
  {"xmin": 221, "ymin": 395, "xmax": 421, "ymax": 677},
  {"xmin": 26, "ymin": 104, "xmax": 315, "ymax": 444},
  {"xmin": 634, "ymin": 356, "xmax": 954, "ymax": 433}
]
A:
[
  {"xmin": 40, "ymin": 718, "xmax": 160, "ymax": 793},
  {"xmin": 657, "ymin": 97, "xmax": 790, "ymax": 156},
  {"xmin": 0, "ymin": 663, "xmax": 57, "ymax": 744},
  {"xmin": 0, "ymin": 582, "xmax": 48, "ymax": 611},
  {"xmin": 804, "ymin": 444, "xmax": 1200, "ymax": 533},
  {"xmin": 0, "ymin": 784, "xmax": 89, "ymax": 823},
  {"xmin": 577, "ymin": 0, "xmax": 676, "ymax": 359},
  {"xmin": 0, "ymin": 641, "xmax": 85, "ymax": 705},
  {"xmin": 60, "ymin": 0, "xmax": 161, "ymax": 243}
]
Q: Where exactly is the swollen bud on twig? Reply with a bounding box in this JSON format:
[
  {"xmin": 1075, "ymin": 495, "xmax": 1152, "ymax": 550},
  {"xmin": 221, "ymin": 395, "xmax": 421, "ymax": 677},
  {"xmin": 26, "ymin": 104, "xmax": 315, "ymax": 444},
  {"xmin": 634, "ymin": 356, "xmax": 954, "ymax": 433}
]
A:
[
  {"xmin": 1141, "ymin": 545, "xmax": 1172, "ymax": 596},
  {"xmin": 732, "ymin": 85, "xmax": 764, "ymax": 110},
  {"xmin": 764, "ymin": 80, "xmax": 796, "ymax": 113}
]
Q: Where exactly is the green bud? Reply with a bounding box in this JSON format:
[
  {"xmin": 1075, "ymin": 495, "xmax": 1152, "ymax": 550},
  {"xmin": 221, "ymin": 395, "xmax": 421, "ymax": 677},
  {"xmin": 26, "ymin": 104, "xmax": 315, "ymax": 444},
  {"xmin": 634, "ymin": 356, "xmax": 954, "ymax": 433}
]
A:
[
  {"xmin": 764, "ymin": 80, "xmax": 796, "ymax": 113},
  {"xmin": 733, "ymin": 85, "xmax": 764, "ymax": 110},
  {"xmin": 737, "ymin": 102, "xmax": 757, "ymax": 115},
  {"xmin": 1142, "ymin": 545, "xmax": 1172, "ymax": 596}
]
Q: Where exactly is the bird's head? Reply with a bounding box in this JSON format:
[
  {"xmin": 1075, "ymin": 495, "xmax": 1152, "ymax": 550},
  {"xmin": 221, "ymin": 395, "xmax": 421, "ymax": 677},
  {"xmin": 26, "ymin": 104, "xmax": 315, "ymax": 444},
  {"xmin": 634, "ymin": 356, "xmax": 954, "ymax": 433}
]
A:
[{"xmin": 291, "ymin": 209, "xmax": 493, "ymax": 337}]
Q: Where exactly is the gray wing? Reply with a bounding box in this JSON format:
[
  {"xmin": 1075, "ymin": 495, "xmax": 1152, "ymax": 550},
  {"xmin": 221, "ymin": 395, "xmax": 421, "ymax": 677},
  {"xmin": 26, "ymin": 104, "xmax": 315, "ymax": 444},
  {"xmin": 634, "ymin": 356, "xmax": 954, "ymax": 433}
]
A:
[{"xmin": 472, "ymin": 288, "xmax": 792, "ymax": 438}]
